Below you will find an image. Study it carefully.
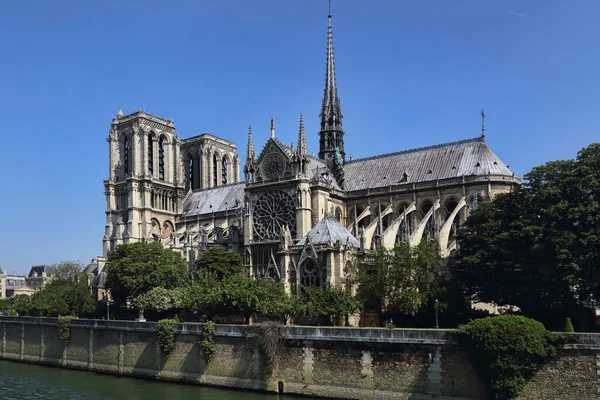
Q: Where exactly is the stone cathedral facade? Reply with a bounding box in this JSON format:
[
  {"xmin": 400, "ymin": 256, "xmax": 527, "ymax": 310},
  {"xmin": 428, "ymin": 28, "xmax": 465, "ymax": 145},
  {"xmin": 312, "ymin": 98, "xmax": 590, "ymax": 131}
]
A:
[{"xmin": 90, "ymin": 13, "xmax": 519, "ymax": 295}]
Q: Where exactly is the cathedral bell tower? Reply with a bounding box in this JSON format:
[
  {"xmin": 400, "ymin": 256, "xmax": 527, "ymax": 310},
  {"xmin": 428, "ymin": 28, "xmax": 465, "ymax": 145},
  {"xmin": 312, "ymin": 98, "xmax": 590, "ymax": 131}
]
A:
[
  {"xmin": 318, "ymin": 11, "xmax": 345, "ymax": 187},
  {"xmin": 103, "ymin": 110, "xmax": 185, "ymax": 256}
]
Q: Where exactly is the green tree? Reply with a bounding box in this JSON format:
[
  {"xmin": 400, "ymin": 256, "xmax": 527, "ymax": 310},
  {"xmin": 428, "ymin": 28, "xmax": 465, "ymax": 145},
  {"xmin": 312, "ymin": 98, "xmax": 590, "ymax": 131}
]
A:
[
  {"xmin": 29, "ymin": 261, "xmax": 96, "ymax": 317},
  {"xmin": 183, "ymin": 273, "xmax": 223, "ymax": 320},
  {"xmin": 456, "ymin": 315, "xmax": 561, "ymax": 400},
  {"xmin": 454, "ymin": 143, "xmax": 600, "ymax": 329},
  {"xmin": 296, "ymin": 284, "xmax": 360, "ymax": 325},
  {"xmin": 357, "ymin": 242, "xmax": 439, "ymax": 324},
  {"xmin": 136, "ymin": 287, "xmax": 185, "ymax": 313},
  {"xmin": 50, "ymin": 261, "xmax": 86, "ymax": 282},
  {"xmin": 195, "ymin": 248, "xmax": 246, "ymax": 280},
  {"xmin": 221, "ymin": 275, "xmax": 291, "ymax": 323},
  {"xmin": 11, "ymin": 295, "xmax": 31, "ymax": 316},
  {"xmin": 105, "ymin": 242, "xmax": 189, "ymax": 307}
]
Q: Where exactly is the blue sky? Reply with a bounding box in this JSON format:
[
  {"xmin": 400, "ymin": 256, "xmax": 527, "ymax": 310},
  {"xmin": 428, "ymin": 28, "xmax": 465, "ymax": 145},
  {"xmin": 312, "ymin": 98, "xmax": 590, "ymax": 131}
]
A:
[{"xmin": 0, "ymin": 0, "xmax": 598, "ymax": 274}]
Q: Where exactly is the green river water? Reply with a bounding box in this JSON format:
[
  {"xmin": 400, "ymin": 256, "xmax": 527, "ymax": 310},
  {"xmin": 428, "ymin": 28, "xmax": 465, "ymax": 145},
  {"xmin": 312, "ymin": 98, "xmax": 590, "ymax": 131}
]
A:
[{"xmin": 0, "ymin": 360, "xmax": 317, "ymax": 400}]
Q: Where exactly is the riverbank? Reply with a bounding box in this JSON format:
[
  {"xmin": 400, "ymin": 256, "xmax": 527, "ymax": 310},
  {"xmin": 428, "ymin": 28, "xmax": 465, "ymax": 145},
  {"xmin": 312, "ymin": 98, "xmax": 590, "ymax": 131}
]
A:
[{"xmin": 0, "ymin": 316, "xmax": 598, "ymax": 399}]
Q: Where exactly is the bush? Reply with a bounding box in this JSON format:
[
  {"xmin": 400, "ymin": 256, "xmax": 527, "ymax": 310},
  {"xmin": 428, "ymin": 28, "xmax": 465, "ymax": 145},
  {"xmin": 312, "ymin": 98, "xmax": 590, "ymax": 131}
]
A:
[
  {"xmin": 201, "ymin": 321, "xmax": 216, "ymax": 364},
  {"xmin": 58, "ymin": 315, "xmax": 77, "ymax": 346},
  {"xmin": 456, "ymin": 315, "xmax": 561, "ymax": 400},
  {"xmin": 563, "ymin": 317, "xmax": 574, "ymax": 333},
  {"xmin": 157, "ymin": 319, "xmax": 177, "ymax": 356}
]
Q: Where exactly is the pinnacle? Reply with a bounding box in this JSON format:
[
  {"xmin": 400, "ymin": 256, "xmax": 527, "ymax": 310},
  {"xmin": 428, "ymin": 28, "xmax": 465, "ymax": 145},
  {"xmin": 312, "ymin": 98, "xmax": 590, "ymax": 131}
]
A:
[{"xmin": 298, "ymin": 113, "xmax": 307, "ymax": 156}]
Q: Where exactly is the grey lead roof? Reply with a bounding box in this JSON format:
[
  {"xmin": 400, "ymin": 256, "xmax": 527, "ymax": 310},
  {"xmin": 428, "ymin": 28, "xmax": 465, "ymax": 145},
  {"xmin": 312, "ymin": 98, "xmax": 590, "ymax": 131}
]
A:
[
  {"xmin": 182, "ymin": 183, "xmax": 245, "ymax": 217},
  {"xmin": 343, "ymin": 137, "xmax": 514, "ymax": 191},
  {"xmin": 298, "ymin": 215, "xmax": 360, "ymax": 248}
]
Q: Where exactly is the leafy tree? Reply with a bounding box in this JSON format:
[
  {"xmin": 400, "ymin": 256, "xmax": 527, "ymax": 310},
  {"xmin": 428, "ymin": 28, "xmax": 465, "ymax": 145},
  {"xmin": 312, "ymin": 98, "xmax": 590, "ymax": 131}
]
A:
[
  {"xmin": 183, "ymin": 273, "xmax": 223, "ymax": 320},
  {"xmin": 454, "ymin": 143, "xmax": 600, "ymax": 329},
  {"xmin": 357, "ymin": 242, "xmax": 439, "ymax": 324},
  {"xmin": 221, "ymin": 275, "xmax": 291, "ymax": 323},
  {"xmin": 105, "ymin": 242, "xmax": 189, "ymax": 307},
  {"xmin": 195, "ymin": 248, "xmax": 246, "ymax": 280},
  {"xmin": 50, "ymin": 261, "xmax": 86, "ymax": 282},
  {"xmin": 11, "ymin": 295, "xmax": 32, "ymax": 316},
  {"xmin": 136, "ymin": 287, "xmax": 185, "ymax": 313},
  {"xmin": 296, "ymin": 284, "xmax": 360, "ymax": 325},
  {"xmin": 28, "ymin": 261, "xmax": 96, "ymax": 317},
  {"xmin": 456, "ymin": 315, "xmax": 562, "ymax": 400}
]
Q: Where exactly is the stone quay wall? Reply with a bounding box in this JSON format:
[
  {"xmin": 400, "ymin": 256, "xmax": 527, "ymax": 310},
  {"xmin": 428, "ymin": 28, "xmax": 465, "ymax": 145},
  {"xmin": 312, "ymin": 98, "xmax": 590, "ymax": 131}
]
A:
[{"xmin": 0, "ymin": 317, "xmax": 598, "ymax": 399}]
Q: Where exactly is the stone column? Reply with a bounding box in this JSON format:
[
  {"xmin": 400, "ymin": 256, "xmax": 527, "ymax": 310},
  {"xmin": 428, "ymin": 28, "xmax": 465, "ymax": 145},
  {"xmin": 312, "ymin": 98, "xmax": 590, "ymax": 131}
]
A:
[
  {"xmin": 108, "ymin": 136, "xmax": 117, "ymax": 181},
  {"xmin": 302, "ymin": 340, "xmax": 314, "ymax": 395},
  {"xmin": 88, "ymin": 328, "xmax": 94, "ymax": 370},
  {"xmin": 19, "ymin": 323, "xmax": 24, "ymax": 360},
  {"xmin": 40, "ymin": 325, "xmax": 45, "ymax": 361},
  {"xmin": 118, "ymin": 331, "xmax": 124, "ymax": 375},
  {"xmin": 361, "ymin": 350, "xmax": 374, "ymax": 390}
]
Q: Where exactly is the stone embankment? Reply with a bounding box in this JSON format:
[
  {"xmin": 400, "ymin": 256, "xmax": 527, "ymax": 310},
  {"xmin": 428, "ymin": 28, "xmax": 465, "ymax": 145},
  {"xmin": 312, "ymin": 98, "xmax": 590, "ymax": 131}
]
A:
[{"xmin": 0, "ymin": 316, "xmax": 598, "ymax": 399}]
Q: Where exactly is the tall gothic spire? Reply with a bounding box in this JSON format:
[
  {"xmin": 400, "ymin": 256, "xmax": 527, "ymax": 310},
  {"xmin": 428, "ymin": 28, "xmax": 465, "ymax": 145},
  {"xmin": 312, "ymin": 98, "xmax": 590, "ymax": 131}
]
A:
[
  {"xmin": 319, "ymin": 11, "xmax": 343, "ymax": 133},
  {"xmin": 298, "ymin": 113, "xmax": 307, "ymax": 156},
  {"xmin": 244, "ymin": 126, "xmax": 255, "ymax": 180},
  {"xmin": 318, "ymin": 5, "xmax": 345, "ymax": 186}
]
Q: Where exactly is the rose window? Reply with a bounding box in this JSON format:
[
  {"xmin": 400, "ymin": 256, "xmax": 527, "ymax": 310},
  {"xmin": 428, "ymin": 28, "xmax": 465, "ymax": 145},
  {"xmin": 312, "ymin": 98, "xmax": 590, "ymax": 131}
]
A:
[
  {"xmin": 253, "ymin": 190, "xmax": 296, "ymax": 241},
  {"xmin": 262, "ymin": 154, "xmax": 285, "ymax": 180}
]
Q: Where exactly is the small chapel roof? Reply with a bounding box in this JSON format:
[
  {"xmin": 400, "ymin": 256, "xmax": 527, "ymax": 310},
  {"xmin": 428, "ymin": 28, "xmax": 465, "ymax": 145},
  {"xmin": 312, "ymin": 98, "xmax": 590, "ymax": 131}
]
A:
[
  {"xmin": 298, "ymin": 214, "xmax": 360, "ymax": 248},
  {"xmin": 182, "ymin": 182, "xmax": 245, "ymax": 217},
  {"xmin": 343, "ymin": 136, "xmax": 514, "ymax": 191}
]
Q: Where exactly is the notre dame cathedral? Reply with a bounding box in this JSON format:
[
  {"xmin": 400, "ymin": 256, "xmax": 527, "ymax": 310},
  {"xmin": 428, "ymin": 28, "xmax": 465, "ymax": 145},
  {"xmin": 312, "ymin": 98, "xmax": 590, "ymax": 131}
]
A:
[{"xmin": 89, "ymin": 12, "xmax": 519, "ymax": 295}]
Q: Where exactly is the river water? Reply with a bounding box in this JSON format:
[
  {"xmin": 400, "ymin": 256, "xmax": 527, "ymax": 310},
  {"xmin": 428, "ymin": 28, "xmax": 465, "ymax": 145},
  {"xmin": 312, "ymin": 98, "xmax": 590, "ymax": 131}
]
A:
[{"xmin": 0, "ymin": 360, "xmax": 315, "ymax": 400}]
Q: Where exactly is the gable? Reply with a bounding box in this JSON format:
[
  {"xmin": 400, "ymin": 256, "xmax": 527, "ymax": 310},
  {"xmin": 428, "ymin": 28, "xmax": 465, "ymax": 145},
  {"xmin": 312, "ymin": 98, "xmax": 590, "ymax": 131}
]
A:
[{"xmin": 255, "ymin": 138, "xmax": 294, "ymax": 182}]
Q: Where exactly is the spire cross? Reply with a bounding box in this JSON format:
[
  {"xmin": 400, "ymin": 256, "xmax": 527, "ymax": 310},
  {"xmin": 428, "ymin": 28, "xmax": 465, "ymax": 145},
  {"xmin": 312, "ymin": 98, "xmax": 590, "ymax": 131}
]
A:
[{"xmin": 481, "ymin": 108, "xmax": 486, "ymax": 137}]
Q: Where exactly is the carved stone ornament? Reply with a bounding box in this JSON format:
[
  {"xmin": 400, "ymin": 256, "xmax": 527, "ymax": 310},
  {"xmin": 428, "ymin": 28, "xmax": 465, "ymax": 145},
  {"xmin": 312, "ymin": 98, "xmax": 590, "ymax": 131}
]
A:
[{"xmin": 261, "ymin": 153, "xmax": 285, "ymax": 180}]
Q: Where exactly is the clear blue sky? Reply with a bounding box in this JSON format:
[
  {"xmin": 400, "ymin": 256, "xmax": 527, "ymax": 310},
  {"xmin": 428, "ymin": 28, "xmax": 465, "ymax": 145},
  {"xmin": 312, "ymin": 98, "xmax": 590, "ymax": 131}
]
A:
[{"xmin": 0, "ymin": 0, "xmax": 598, "ymax": 274}]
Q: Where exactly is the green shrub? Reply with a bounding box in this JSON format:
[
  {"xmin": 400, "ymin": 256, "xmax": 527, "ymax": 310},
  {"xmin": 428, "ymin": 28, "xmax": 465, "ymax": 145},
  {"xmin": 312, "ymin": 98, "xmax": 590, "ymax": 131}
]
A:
[
  {"xmin": 386, "ymin": 321, "xmax": 396, "ymax": 329},
  {"xmin": 9, "ymin": 310, "xmax": 17, "ymax": 317},
  {"xmin": 157, "ymin": 319, "xmax": 176, "ymax": 356},
  {"xmin": 173, "ymin": 313, "xmax": 180, "ymax": 323},
  {"xmin": 201, "ymin": 321, "xmax": 216, "ymax": 364},
  {"xmin": 58, "ymin": 316, "xmax": 77, "ymax": 346},
  {"xmin": 563, "ymin": 317, "xmax": 574, "ymax": 333},
  {"xmin": 455, "ymin": 315, "xmax": 561, "ymax": 400}
]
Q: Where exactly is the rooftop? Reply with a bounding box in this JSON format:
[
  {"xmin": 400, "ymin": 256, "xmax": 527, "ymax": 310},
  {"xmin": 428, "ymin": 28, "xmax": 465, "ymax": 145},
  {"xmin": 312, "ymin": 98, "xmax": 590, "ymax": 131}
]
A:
[
  {"xmin": 344, "ymin": 136, "xmax": 514, "ymax": 191},
  {"xmin": 298, "ymin": 214, "xmax": 360, "ymax": 248}
]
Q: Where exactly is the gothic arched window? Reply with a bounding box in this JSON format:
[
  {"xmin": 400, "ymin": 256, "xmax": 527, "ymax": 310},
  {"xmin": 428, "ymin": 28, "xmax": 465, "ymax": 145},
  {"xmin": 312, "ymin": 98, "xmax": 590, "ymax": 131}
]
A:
[
  {"xmin": 158, "ymin": 137, "xmax": 165, "ymax": 181},
  {"xmin": 148, "ymin": 134, "xmax": 154, "ymax": 175},
  {"xmin": 188, "ymin": 157, "xmax": 194, "ymax": 190},
  {"xmin": 301, "ymin": 259, "xmax": 321, "ymax": 288},
  {"xmin": 123, "ymin": 137, "xmax": 129, "ymax": 175},
  {"xmin": 213, "ymin": 154, "xmax": 218, "ymax": 186},
  {"xmin": 334, "ymin": 207, "xmax": 342, "ymax": 222},
  {"xmin": 222, "ymin": 158, "xmax": 228, "ymax": 185}
]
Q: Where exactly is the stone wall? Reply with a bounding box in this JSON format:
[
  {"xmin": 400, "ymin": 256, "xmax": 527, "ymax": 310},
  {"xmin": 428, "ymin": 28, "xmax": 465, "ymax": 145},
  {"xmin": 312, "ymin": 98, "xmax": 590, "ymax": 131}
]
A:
[{"xmin": 0, "ymin": 317, "xmax": 598, "ymax": 399}]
